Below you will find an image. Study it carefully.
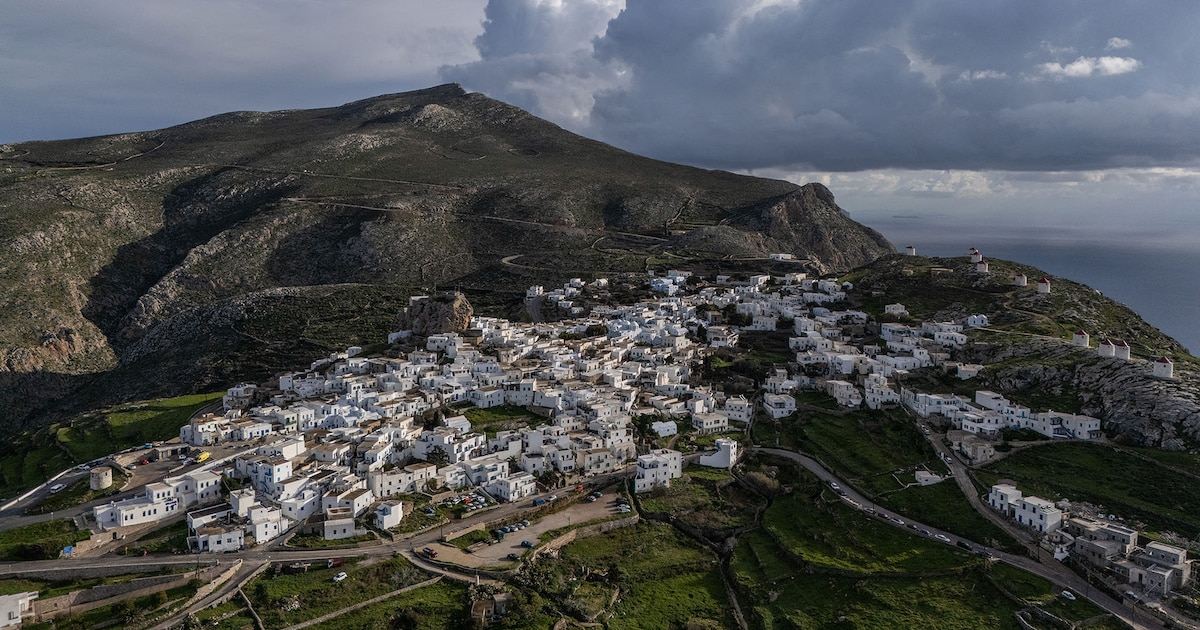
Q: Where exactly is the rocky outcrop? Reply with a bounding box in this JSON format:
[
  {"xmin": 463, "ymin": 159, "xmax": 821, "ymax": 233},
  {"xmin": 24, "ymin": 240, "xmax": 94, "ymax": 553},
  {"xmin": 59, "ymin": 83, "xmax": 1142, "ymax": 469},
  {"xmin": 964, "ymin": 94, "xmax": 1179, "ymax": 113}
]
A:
[
  {"xmin": 735, "ymin": 185, "xmax": 894, "ymax": 273},
  {"xmin": 398, "ymin": 293, "xmax": 474, "ymax": 337},
  {"xmin": 973, "ymin": 341, "xmax": 1200, "ymax": 449}
]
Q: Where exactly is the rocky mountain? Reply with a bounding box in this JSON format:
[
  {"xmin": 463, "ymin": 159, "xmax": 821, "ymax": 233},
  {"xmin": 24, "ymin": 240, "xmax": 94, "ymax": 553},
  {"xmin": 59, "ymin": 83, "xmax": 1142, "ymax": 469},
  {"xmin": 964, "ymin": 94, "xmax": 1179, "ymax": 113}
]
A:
[
  {"xmin": 849, "ymin": 254, "xmax": 1199, "ymax": 449},
  {"xmin": 0, "ymin": 84, "xmax": 892, "ymax": 426}
]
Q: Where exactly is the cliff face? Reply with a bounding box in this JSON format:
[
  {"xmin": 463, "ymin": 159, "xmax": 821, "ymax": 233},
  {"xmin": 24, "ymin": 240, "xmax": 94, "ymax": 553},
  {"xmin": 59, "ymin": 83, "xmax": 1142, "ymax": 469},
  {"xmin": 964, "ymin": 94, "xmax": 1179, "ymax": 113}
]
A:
[{"xmin": 0, "ymin": 84, "xmax": 892, "ymax": 425}]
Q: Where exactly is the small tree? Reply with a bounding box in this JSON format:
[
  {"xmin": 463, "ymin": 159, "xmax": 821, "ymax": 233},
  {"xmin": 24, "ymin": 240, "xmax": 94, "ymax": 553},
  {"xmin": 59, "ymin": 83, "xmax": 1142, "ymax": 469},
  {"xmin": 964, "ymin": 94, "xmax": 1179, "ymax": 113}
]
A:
[{"xmin": 426, "ymin": 446, "xmax": 450, "ymax": 467}]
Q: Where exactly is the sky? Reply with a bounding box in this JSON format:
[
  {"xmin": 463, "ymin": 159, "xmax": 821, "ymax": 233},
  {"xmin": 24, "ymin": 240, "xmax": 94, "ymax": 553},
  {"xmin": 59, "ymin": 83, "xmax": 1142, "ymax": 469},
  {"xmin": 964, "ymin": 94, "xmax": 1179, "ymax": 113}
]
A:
[{"xmin": 3, "ymin": 0, "xmax": 1199, "ymax": 239}]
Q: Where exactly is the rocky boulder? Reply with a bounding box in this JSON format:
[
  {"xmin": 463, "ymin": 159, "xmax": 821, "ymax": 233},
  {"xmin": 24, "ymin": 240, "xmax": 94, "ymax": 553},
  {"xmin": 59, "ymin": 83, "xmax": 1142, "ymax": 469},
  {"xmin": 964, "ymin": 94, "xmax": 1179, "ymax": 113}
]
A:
[{"xmin": 399, "ymin": 292, "xmax": 473, "ymax": 337}]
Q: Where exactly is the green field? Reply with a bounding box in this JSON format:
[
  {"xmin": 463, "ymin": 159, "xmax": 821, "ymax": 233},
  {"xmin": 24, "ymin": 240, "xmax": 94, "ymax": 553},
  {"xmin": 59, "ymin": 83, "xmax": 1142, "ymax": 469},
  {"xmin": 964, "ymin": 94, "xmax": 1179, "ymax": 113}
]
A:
[
  {"xmin": 788, "ymin": 408, "xmax": 944, "ymax": 496},
  {"xmin": 732, "ymin": 469, "xmax": 1111, "ymax": 629},
  {"xmin": 980, "ymin": 441, "xmax": 1200, "ymax": 537},
  {"xmin": 879, "ymin": 481, "xmax": 1024, "ymax": 554},
  {"xmin": 0, "ymin": 519, "xmax": 90, "ymax": 561},
  {"xmin": 0, "ymin": 391, "xmax": 221, "ymax": 498},
  {"xmin": 638, "ymin": 465, "xmax": 764, "ymax": 531},
  {"xmin": 522, "ymin": 521, "xmax": 733, "ymax": 628},
  {"xmin": 761, "ymin": 475, "xmax": 972, "ymax": 574},
  {"xmin": 247, "ymin": 556, "xmax": 431, "ymax": 629},
  {"xmin": 193, "ymin": 599, "xmax": 259, "ymax": 630},
  {"xmin": 57, "ymin": 391, "xmax": 223, "ymax": 462},
  {"xmin": 306, "ymin": 580, "xmax": 469, "ymax": 630},
  {"xmin": 461, "ymin": 404, "xmax": 545, "ymax": 438}
]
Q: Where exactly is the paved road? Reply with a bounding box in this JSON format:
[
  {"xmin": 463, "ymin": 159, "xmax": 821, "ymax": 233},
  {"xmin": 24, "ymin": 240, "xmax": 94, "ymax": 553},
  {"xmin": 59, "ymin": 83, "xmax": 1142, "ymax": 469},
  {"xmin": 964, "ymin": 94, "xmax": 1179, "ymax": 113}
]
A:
[{"xmin": 753, "ymin": 447, "xmax": 1153, "ymax": 630}]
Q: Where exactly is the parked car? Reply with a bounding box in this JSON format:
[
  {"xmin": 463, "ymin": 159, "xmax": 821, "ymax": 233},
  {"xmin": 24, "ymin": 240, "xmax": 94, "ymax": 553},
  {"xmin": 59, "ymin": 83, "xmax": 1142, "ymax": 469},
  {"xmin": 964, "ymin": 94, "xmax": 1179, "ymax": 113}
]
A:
[
  {"xmin": 48, "ymin": 483, "xmax": 65, "ymax": 494},
  {"xmin": 506, "ymin": 553, "xmax": 520, "ymax": 561},
  {"xmin": 1061, "ymin": 591, "xmax": 1076, "ymax": 601},
  {"xmin": 520, "ymin": 540, "xmax": 534, "ymax": 548},
  {"xmin": 934, "ymin": 534, "xmax": 951, "ymax": 543},
  {"xmin": 422, "ymin": 547, "xmax": 438, "ymax": 558},
  {"xmin": 333, "ymin": 572, "xmax": 348, "ymax": 582},
  {"xmin": 956, "ymin": 540, "xmax": 972, "ymax": 551}
]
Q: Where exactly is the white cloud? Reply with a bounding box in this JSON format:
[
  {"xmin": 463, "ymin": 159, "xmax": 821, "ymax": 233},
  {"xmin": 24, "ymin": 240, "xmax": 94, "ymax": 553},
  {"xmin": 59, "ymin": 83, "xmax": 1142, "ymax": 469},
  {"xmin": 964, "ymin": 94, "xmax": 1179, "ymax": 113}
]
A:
[
  {"xmin": 959, "ymin": 69, "xmax": 1008, "ymax": 81},
  {"xmin": 1106, "ymin": 37, "xmax": 1132, "ymax": 50},
  {"xmin": 1037, "ymin": 56, "xmax": 1142, "ymax": 79}
]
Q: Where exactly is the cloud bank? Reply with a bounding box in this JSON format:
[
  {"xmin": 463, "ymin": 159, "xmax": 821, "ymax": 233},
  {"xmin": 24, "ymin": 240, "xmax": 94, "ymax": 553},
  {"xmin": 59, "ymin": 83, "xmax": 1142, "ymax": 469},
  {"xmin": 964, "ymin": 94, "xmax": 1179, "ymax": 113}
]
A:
[{"xmin": 442, "ymin": 0, "xmax": 1200, "ymax": 172}]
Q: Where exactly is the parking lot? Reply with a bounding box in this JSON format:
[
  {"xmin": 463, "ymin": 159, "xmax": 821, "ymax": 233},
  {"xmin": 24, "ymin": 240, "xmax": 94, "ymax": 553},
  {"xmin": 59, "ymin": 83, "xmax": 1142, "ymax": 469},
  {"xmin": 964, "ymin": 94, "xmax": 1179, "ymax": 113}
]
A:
[{"xmin": 430, "ymin": 493, "xmax": 627, "ymax": 568}]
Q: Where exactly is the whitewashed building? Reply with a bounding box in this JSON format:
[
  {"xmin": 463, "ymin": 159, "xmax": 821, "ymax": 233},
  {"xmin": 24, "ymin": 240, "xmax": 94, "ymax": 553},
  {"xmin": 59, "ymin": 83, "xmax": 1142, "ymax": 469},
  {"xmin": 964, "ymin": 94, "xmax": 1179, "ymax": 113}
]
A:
[{"xmin": 634, "ymin": 449, "xmax": 683, "ymax": 493}]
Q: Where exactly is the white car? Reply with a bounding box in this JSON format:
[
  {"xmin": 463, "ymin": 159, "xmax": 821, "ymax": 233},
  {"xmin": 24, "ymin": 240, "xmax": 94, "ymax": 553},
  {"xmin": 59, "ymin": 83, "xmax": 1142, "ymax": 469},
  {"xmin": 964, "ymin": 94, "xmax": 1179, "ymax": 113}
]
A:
[
  {"xmin": 1061, "ymin": 590, "xmax": 1076, "ymax": 601},
  {"xmin": 333, "ymin": 572, "xmax": 348, "ymax": 582},
  {"xmin": 48, "ymin": 483, "xmax": 65, "ymax": 494}
]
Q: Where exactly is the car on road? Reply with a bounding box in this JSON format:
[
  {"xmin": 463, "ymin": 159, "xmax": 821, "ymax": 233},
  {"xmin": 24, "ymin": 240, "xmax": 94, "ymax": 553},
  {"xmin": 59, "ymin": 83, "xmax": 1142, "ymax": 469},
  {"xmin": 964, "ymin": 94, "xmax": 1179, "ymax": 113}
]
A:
[
  {"xmin": 333, "ymin": 572, "xmax": 348, "ymax": 582},
  {"xmin": 890, "ymin": 517, "xmax": 905, "ymax": 526},
  {"xmin": 828, "ymin": 481, "xmax": 841, "ymax": 491},
  {"xmin": 1061, "ymin": 591, "xmax": 1076, "ymax": 601},
  {"xmin": 956, "ymin": 540, "xmax": 973, "ymax": 551},
  {"xmin": 934, "ymin": 534, "xmax": 951, "ymax": 543},
  {"xmin": 48, "ymin": 483, "xmax": 65, "ymax": 494}
]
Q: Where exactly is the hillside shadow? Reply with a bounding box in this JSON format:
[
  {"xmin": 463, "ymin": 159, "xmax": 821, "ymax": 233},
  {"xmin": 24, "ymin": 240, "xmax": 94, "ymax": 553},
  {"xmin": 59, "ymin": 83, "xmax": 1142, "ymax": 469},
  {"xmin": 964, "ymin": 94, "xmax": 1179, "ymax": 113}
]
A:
[{"xmin": 81, "ymin": 167, "xmax": 296, "ymax": 355}]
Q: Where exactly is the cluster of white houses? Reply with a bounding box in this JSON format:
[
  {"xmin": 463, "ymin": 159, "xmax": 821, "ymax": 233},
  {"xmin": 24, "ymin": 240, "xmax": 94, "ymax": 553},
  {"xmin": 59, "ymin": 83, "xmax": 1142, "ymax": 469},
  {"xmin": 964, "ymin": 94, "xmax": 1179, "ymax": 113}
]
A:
[
  {"xmin": 989, "ymin": 483, "xmax": 1192, "ymax": 595},
  {"xmin": 87, "ymin": 259, "xmax": 1168, "ymax": 553}
]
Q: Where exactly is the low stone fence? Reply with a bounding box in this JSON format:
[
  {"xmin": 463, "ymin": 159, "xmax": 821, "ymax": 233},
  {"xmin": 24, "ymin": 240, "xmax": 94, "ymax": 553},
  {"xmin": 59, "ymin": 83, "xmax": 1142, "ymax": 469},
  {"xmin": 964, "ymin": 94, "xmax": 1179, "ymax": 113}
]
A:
[
  {"xmin": 34, "ymin": 564, "xmax": 224, "ymax": 621},
  {"xmin": 2, "ymin": 558, "xmax": 218, "ymax": 581}
]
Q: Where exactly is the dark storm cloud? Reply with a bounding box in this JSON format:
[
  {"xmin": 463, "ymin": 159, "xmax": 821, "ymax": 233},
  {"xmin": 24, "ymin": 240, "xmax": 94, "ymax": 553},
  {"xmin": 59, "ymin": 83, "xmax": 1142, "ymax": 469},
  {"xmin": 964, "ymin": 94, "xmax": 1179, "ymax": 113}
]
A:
[{"xmin": 443, "ymin": 0, "xmax": 1200, "ymax": 172}]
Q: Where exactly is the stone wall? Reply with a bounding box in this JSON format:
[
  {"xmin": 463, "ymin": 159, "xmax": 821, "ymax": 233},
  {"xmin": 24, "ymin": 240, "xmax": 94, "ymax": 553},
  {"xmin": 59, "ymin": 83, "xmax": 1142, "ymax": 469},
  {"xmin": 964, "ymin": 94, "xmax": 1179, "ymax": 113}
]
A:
[{"xmin": 33, "ymin": 564, "xmax": 224, "ymax": 621}]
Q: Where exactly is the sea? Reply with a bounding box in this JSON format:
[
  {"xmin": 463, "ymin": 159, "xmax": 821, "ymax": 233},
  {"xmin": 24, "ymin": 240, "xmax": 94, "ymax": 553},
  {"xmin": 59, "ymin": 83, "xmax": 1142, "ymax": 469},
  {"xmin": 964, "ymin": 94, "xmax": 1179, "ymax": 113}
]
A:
[{"xmin": 850, "ymin": 212, "xmax": 1200, "ymax": 355}]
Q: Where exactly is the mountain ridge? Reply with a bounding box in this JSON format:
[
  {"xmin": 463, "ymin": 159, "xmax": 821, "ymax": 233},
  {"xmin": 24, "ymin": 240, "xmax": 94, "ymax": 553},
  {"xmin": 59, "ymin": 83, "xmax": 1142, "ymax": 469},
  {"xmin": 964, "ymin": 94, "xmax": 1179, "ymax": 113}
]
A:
[{"xmin": 0, "ymin": 83, "xmax": 891, "ymax": 425}]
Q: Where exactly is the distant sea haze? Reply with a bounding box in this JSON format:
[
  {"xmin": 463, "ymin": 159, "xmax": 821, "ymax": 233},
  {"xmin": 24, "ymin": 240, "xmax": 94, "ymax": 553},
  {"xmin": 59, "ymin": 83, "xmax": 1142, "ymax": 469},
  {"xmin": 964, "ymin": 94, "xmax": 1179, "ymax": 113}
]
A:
[{"xmin": 860, "ymin": 214, "xmax": 1200, "ymax": 355}]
